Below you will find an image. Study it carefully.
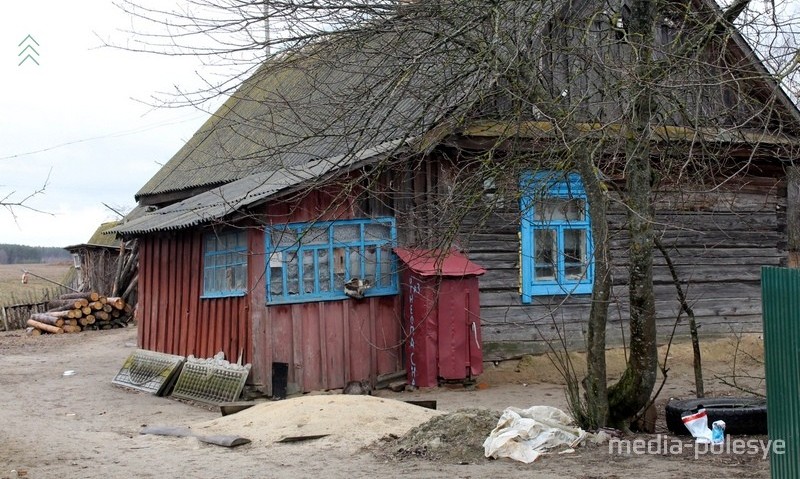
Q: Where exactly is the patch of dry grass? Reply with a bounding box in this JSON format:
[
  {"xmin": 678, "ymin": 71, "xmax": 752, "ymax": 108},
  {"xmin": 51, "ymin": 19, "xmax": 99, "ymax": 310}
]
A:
[{"xmin": 0, "ymin": 263, "xmax": 73, "ymax": 307}]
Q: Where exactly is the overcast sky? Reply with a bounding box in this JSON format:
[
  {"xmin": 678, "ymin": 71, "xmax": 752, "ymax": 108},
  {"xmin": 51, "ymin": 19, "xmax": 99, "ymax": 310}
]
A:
[{"xmin": 0, "ymin": 1, "xmax": 219, "ymax": 247}]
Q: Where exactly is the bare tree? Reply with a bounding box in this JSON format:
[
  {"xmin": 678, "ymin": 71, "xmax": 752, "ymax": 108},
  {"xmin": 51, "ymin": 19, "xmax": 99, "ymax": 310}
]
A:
[{"xmin": 115, "ymin": 0, "xmax": 800, "ymax": 428}]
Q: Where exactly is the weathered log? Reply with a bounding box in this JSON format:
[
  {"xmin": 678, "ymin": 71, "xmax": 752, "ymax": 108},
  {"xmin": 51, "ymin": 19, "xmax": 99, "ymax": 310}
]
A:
[
  {"xmin": 26, "ymin": 326, "xmax": 41, "ymax": 336},
  {"xmin": 48, "ymin": 311, "xmax": 73, "ymax": 319},
  {"xmin": 102, "ymin": 304, "xmax": 113, "ymax": 313},
  {"xmin": 95, "ymin": 311, "xmax": 110, "ymax": 321},
  {"xmin": 79, "ymin": 316, "xmax": 90, "ymax": 327},
  {"xmin": 62, "ymin": 325, "xmax": 81, "ymax": 333},
  {"xmin": 60, "ymin": 292, "xmax": 100, "ymax": 302},
  {"xmin": 27, "ymin": 319, "xmax": 63, "ymax": 334},
  {"xmin": 111, "ymin": 310, "xmax": 121, "ymax": 318},
  {"xmin": 84, "ymin": 314, "xmax": 96, "ymax": 325},
  {"xmin": 90, "ymin": 301, "xmax": 104, "ymax": 311},
  {"xmin": 70, "ymin": 309, "xmax": 82, "ymax": 319},
  {"xmin": 47, "ymin": 303, "xmax": 77, "ymax": 313},
  {"xmin": 62, "ymin": 319, "xmax": 78, "ymax": 327},
  {"xmin": 29, "ymin": 313, "xmax": 64, "ymax": 327},
  {"xmin": 48, "ymin": 298, "xmax": 88, "ymax": 310},
  {"xmin": 81, "ymin": 306, "xmax": 92, "ymax": 315}
]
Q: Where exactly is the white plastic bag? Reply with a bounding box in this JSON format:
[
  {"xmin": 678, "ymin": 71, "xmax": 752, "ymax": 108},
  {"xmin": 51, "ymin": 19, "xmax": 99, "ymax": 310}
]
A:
[
  {"xmin": 483, "ymin": 406, "xmax": 588, "ymax": 463},
  {"xmin": 682, "ymin": 408, "xmax": 712, "ymax": 443}
]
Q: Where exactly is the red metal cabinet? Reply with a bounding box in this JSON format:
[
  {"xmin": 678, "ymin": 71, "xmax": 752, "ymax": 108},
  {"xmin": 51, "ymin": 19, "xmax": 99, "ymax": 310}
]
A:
[{"xmin": 395, "ymin": 248, "xmax": 486, "ymax": 388}]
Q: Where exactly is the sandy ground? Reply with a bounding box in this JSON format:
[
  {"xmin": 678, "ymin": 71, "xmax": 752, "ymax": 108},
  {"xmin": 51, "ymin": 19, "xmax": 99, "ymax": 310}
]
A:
[{"xmin": 0, "ymin": 327, "xmax": 769, "ymax": 478}]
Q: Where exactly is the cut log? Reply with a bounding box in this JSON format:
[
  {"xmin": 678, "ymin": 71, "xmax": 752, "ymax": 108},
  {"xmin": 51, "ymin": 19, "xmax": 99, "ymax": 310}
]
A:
[
  {"xmin": 26, "ymin": 326, "xmax": 41, "ymax": 336},
  {"xmin": 62, "ymin": 319, "xmax": 78, "ymax": 327},
  {"xmin": 106, "ymin": 297, "xmax": 126, "ymax": 310},
  {"xmin": 48, "ymin": 310, "xmax": 73, "ymax": 319},
  {"xmin": 62, "ymin": 325, "xmax": 81, "ymax": 333},
  {"xmin": 81, "ymin": 306, "xmax": 92, "ymax": 315},
  {"xmin": 111, "ymin": 310, "xmax": 121, "ymax": 318},
  {"xmin": 95, "ymin": 311, "xmax": 110, "ymax": 321},
  {"xmin": 102, "ymin": 304, "xmax": 113, "ymax": 313},
  {"xmin": 27, "ymin": 319, "xmax": 64, "ymax": 334},
  {"xmin": 60, "ymin": 292, "xmax": 100, "ymax": 302},
  {"xmin": 78, "ymin": 316, "xmax": 89, "ymax": 327},
  {"xmin": 84, "ymin": 314, "xmax": 96, "ymax": 325},
  {"xmin": 90, "ymin": 301, "xmax": 104, "ymax": 311},
  {"xmin": 29, "ymin": 313, "xmax": 64, "ymax": 327}
]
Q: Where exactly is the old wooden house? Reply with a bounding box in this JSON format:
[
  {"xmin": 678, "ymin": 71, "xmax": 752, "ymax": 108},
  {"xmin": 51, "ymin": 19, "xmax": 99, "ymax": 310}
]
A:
[
  {"xmin": 114, "ymin": 0, "xmax": 800, "ymax": 394},
  {"xmin": 65, "ymin": 221, "xmax": 125, "ymax": 294}
]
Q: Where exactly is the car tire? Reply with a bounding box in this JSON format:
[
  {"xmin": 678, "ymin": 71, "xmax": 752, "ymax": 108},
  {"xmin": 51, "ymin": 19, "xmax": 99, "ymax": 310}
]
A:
[{"xmin": 664, "ymin": 397, "xmax": 767, "ymax": 435}]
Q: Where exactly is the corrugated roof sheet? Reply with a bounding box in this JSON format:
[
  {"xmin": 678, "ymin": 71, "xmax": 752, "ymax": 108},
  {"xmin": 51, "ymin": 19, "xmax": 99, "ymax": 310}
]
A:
[
  {"xmin": 115, "ymin": 139, "xmax": 409, "ymax": 235},
  {"xmin": 135, "ymin": 7, "xmax": 492, "ymax": 201}
]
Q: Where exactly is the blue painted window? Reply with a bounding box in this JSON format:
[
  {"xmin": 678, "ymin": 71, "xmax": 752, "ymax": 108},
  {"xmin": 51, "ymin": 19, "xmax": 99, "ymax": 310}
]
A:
[
  {"xmin": 265, "ymin": 217, "xmax": 398, "ymax": 304},
  {"xmin": 520, "ymin": 172, "xmax": 593, "ymax": 301},
  {"xmin": 202, "ymin": 230, "xmax": 248, "ymax": 298}
]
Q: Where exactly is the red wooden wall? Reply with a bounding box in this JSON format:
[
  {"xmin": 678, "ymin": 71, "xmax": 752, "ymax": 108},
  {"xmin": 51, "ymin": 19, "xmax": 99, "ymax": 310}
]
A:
[
  {"xmin": 137, "ymin": 186, "xmax": 403, "ymax": 395},
  {"xmin": 250, "ymin": 188, "xmax": 403, "ymax": 395},
  {"xmin": 137, "ymin": 232, "xmax": 251, "ymax": 365}
]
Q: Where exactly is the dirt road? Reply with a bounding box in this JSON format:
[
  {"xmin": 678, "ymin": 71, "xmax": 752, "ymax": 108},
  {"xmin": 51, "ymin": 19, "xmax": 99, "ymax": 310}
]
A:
[{"xmin": 0, "ymin": 327, "xmax": 769, "ymax": 478}]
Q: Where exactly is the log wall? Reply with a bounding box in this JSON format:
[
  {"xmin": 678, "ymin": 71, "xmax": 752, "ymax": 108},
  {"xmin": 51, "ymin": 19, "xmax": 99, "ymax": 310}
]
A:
[{"xmin": 458, "ymin": 178, "xmax": 786, "ymax": 359}]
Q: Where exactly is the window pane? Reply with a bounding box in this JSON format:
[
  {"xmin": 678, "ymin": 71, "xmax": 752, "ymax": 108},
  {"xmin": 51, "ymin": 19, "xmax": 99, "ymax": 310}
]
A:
[
  {"xmin": 272, "ymin": 227, "xmax": 299, "ymax": 248},
  {"xmin": 349, "ymin": 247, "xmax": 362, "ymax": 279},
  {"xmin": 300, "ymin": 226, "xmax": 329, "ymax": 245},
  {"xmin": 203, "ymin": 269, "xmax": 212, "ymax": 294},
  {"xmin": 534, "ymin": 198, "xmax": 584, "ymax": 222},
  {"xmin": 286, "ymin": 254, "xmax": 299, "ymax": 295},
  {"xmin": 206, "ymin": 235, "xmax": 216, "ymax": 252},
  {"xmin": 379, "ymin": 246, "xmax": 394, "ymax": 287},
  {"xmin": 365, "ymin": 223, "xmax": 391, "ymax": 242},
  {"xmin": 302, "ymin": 250, "xmax": 315, "ymax": 293},
  {"xmin": 334, "ymin": 224, "xmax": 360, "ymax": 244},
  {"xmin": 269, "ymin": 266, "xmax": 283, "ymax": 296},
  {"xmin": 318, "ymin": 249, "xmax": 330, "ymax": 292},
  {"xmin": 534, "ymin": 229, "xmax": 556, "ymax": 280},
  {"xmin": 364, "ymin": 245, "xmax": 377, "ymax": 283},
  {"xmin": 564, "ymin": 229, "xmax": 587, "ymax": 279},
  {"xmin": 234, "ymin": 264, "xmax": 246, "ymax": 290},
  {"xmin": 333, "ymin": 247, "xmax": 346, "ymax": 291}
]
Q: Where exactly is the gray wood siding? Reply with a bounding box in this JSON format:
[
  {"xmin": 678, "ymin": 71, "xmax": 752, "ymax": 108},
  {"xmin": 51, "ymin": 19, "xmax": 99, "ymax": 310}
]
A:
[{"xmin": 456, "ymin": 179, "xmax": 785, "ymax": 360}]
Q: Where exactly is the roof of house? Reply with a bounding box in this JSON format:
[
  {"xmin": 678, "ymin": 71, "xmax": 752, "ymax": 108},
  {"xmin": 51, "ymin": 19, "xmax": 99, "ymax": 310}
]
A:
[{"xmin": 118, "ymin": 0, "xmax": 800, "ymax": 237}]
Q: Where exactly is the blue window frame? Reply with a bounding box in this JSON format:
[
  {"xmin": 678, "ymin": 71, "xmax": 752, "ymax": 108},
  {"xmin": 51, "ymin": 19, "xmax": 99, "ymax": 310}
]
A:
[
  {"xmin": 265, "ymin": 217, "xmax": 398, "ymax": 304},
  {"xmin": 520, "ymin": 172, "xmax": 593, "ymax": 301},
  {"xmin": 202, "ymin": 230, "xmax": 248, "ymax": 298}
]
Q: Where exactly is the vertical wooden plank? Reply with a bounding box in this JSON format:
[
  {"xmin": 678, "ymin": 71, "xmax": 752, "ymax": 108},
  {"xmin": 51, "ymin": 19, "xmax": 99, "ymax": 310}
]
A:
[
  {"xmin": 164, "ymin": 235, "xmax": 180, "ymax": 354},
  {"xmin": 157, "ymin": 237, "xmax": 167, "ymax": 353},
  {"xmin": 317, "ymin": 302, "xmax": 328, "ymax": 389},
  {"xmin": 342, "ymin": 301, "xmax": 351, "ymax": 383},
  {"xmin": 368, "ymin": 298, "xmax": 378, "ymax": 384},
  {"xmin": 177, "ymin": 233, "xmax": 189, "ymax": 357},
  {"xmin": 324, "ymin": 302, "xmax": 345, "ymax": 389},
  {"xmin": 138, "ymin": 239, "xmax": 149, "ymax": 349},
  {"xmin": 187, "ymin": 232, "xmax": 201, "ymax": 357},
  {"xmin": 301, "ymin": 302, "xmax": 321, "ymax": 390},
  {"xmin": 787, "ymin": 167, "xmax": 800, "ymax": 266},
  {"xmin": 249, "ymin": 227, "xmax": 269, "ymax": 391},
  {"xmin": 291, "ymin": 303, "xmax": 304, "ymax": 392}
]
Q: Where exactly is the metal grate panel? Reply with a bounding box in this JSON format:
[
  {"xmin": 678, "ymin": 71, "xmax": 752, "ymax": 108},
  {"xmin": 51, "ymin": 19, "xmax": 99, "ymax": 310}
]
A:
[
  {"xmin": 112, "ymin": 349, "xmax": 185, "ymax": 396},
  {"xmin": 170, "ymin": 355, "xmax": 251, "ymax": 404}
]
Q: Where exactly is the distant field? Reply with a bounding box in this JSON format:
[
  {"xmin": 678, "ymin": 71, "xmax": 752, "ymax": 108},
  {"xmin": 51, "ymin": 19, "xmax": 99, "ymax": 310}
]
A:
[{"xmin": 0, "ymin": 263, "xmax": 73, "ymax": 307}]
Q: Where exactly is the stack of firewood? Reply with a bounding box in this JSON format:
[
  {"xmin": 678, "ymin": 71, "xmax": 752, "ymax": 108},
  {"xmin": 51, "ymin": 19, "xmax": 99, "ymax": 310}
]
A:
[{"xmin": 25, "ymin": 292, "xmax": 132, "ymax": 335}]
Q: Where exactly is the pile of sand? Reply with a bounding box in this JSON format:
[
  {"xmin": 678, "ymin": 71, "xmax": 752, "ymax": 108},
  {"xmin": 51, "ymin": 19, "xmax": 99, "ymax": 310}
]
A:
[{"xmin": 193, "ymin": 394, "xmax": 443, "ymax": 451}]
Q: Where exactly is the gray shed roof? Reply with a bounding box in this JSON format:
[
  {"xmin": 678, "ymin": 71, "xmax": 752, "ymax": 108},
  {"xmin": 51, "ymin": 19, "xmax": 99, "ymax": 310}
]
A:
[
  {"xmin": 135, "ymin": 6, "xmax": 492, "ymax": 202},
  {"xmin": 114, "ymin": 139, "xmax": 410, "ymax": 235}
]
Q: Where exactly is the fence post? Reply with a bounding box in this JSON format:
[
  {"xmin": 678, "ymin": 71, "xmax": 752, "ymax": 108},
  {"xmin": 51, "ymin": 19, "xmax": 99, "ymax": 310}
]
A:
[{"xmin": 1, "ymin": 306, "xmax": 8, "ymax": 332}]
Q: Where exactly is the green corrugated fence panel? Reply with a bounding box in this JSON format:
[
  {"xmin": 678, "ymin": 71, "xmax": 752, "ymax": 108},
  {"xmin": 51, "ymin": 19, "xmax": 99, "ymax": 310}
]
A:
[{"xmin": 762, "ymin": 266, "xmax": 800, "ymax": 479}]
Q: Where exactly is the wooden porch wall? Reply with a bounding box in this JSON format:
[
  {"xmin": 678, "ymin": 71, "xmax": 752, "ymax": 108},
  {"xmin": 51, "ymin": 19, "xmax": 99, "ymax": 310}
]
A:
[
  {"xmin": 250, "ymin": 188, "xmax": 403, "ymax": 395},
  {"xmin": 138, "ymin": 232, "xmax": 251, "ymax": 364},
  {"xmin": 463, "ymin": 179, "xmax": 786, "ymax": 359}
]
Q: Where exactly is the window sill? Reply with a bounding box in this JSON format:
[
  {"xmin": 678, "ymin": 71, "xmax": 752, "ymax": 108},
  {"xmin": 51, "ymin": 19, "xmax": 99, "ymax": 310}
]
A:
[
  {"xmin": 522, "ymin": 283, "xmax": 593, "ymax": 303},
  {"xmin": 267, "ymin": 289, "xmax": 398, "ymax": 306},
  {"xmin": 201, "ymin": 291, "xmax": 247, "ymax": 299}
]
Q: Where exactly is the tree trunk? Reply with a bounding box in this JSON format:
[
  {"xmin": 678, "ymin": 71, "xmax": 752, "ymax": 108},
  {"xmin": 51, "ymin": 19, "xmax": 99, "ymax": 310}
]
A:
[
  {"xmin": 575, "ymin": 146, "xmax": 611, "ymax": 429},
  {"xmin": 607, "ymin": 0, "xmax": 659, "ymax": 428}
]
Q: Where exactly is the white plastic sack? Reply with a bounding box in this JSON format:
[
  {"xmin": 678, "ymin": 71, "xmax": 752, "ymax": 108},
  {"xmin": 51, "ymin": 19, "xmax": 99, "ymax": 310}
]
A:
[{"xmin": 483, "ymin": 406, "xmax": 588, "ymax": 463}]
